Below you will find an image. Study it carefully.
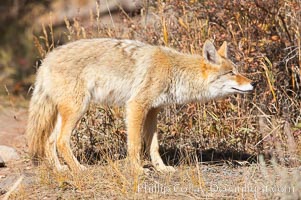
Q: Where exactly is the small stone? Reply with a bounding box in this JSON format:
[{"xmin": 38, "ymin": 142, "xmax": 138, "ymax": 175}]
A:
[
  {"xmin": 0, "ymin": 175, "xmax": 19, "ymax": 191},
  {"xmin": 0, "ymin": 188, "xmax": 6, "ymax": 195},
  {"xmin": 0, "ymin": 175, "xmax": 6, "ymax": 179},
  {"xmin": 0, "ymin": 145, "xmax": 20, "ymax": 163},
  {"xmin": 0, "ymin": 155, "xmax": 5, "ymax": 167}
]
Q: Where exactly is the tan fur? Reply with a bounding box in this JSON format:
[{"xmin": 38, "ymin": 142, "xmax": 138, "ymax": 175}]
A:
[
  {"xmin": 26, "ymin": 38, "xmax": 254, "ymax": 173},
  {"xmin": 26, "ymin": 71, "xmax": 58, "ymax": 163}
]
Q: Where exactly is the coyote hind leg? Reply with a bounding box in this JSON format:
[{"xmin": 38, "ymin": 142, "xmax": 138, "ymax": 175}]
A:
[
  {"xmin": 56, "ymin": 100, "xmax": 88, "ymax": 172},
  {"xmin": 45, "ymin": 114, "xmax": 68, "ymax": 171}
]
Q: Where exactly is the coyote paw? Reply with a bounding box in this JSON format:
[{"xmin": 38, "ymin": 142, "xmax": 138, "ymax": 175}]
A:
[
  {"xmin": 78, "ymin": 164, "xmax": 87, "ymax": 171},
  {"xmin": 133, "ymin": 166, "xmax": 145, "ymax": 174},
  {"xmin": 69, "ymin": 164, "xmax": 87, "ymax": 172},
  {"xmin": 156, "ymin": 165, "xmax": 176, "ymax": 173},
  {"xmin": 142, "ymin": 167, "xmax": 152, "ymax": 175},
  {"xmin": 128, "ymin": 164, "xmax": 149, "ymax": 175},
  {"xmin": 55, "ymin": 164, "xmax": 69, "ymax": 172}
]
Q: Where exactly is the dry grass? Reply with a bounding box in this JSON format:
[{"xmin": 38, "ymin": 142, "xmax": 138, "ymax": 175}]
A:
[
  {"xmin": 4, "ymin": 0, "xmax": 301, "ymax": 199},
  {"xmin": 7, "ymin": 159, "xmax": 301, "ymax": 199}
]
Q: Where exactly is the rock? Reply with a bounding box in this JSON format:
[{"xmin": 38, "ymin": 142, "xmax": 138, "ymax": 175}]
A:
[
  {"xmin": 0, "ymin": 175, "xmax": 19, "ymax": 191},
  {"xmin": 0, "ymin": 155, "xmax": 5, "ymax": 167},
  {"xmin": 0, "ymin": 145, "xmax": 20, "ymax": 163}
]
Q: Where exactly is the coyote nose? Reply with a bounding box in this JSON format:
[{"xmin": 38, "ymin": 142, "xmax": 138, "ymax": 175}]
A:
[{"xmin": 251, "ymin": 82, "xmax": 257, "ymax": 88}]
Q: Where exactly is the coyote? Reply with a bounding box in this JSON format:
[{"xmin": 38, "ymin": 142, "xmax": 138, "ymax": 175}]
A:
[{"xmin": 26, "ymin": 38, "xmax": 255, "ymax": 173}]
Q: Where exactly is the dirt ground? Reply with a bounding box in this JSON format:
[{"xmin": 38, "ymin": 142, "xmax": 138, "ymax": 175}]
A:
[
  {"xmin": 0, "ymin": 97, "xmax": 29, "ymax": 197},
  {"xmin": 0, "ymin": 104, "xmax": 27, "ymax": 151}
]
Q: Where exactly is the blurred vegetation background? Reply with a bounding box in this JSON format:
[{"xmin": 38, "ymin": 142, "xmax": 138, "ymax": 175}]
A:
[
  {"xmin": 0, "ymin": 0, "xmax": 300, "ymax": 165},
  {"xmin": 0, "ymin": 0, "xmax": 143, "ymax": 95}
]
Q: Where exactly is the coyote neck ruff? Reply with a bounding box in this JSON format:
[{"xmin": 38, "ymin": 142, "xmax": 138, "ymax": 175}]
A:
[{"xmin": 26, "ymin": 38, "xmax": 255, "ymax": 173}]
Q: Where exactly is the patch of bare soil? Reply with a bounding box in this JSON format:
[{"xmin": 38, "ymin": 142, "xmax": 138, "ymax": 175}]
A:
[
  {"xmin": 0, "ymin": 106, "xmax": 27, "ymax": 150},
  {"xmin": 0, "ymin": 97, "xmax": 29, "ymax": 197}
]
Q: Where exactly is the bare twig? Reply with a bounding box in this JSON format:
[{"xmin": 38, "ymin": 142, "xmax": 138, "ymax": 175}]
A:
[{"xmin": 3, "ymin": 175, "xmax": 24, "ymax": 200}]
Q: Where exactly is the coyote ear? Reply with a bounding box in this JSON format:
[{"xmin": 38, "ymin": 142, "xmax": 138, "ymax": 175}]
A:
[
  {"xmin": 203, "ymin": 40, "xmax": 220, "ymax": 64},
  {"xmin": 217, "ymin": 41, "xmax": 228, "ymax": 58}
]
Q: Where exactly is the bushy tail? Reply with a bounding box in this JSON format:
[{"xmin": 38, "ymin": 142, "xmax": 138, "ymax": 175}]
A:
[{"xmin": 26, "ymin": 86, "xmax": 58, "ymax": 164}]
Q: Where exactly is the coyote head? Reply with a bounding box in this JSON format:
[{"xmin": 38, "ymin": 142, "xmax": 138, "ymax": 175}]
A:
[{"xmin": 202, "ymin": 40, "xmax": 256, "ymax": 97}]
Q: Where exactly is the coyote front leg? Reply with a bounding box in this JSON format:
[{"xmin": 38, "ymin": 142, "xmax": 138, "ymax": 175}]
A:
[
  {"xmin": 143, "ymin": 108, "xmax": 176, "ymax": 172},
  {"xmin": 126, "ymin": 100, "xmax": 149, "ymax": 173}
]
